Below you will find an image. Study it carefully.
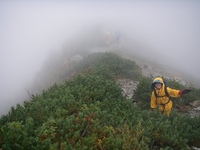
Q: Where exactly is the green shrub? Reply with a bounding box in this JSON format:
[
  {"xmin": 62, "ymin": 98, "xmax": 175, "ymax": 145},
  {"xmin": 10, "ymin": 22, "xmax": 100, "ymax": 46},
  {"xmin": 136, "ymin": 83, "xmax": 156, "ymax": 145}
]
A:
[
  {"xmin": 1, "ymin": 53, "xmax": 200, "ymax": 149},
  {"xmin": 132, "ymin": 77, "xmax": 152, "ymax": 109},
  {"xmin": 71, "ymin": 52, "xmax": 142, "ymax": 80}
]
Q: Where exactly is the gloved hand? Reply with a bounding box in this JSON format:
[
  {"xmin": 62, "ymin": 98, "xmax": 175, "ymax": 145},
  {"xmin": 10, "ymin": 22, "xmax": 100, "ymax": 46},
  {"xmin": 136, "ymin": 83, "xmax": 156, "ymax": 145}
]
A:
[{"xmin": 179, "ymin": 89, "xmax": 191, "ymax": 96}]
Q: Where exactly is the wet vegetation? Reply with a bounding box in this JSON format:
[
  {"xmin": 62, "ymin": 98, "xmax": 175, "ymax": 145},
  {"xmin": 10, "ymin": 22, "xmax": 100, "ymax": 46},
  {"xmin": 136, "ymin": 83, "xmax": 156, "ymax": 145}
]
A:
[{"xmin": 0, "ymin": 52, "xmax": 200, "ymax": 149}]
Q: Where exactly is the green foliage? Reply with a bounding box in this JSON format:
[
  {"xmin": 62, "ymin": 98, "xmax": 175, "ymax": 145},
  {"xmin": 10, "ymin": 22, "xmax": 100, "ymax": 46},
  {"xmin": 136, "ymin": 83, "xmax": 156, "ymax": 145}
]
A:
[
  {"xmin": 133, "ymin": 77, "xmax": 152, "ymax": 109},
  {"xmin": 0, "ymin": 52, "xmax": 200, "ymax": 149},
  {"xmin": 169, "ymin": 114, "xmax": 200, "ymax": 147},
  {"xmin": 71, "ymin": 52, "xmax": 142, "ymax": 80}
]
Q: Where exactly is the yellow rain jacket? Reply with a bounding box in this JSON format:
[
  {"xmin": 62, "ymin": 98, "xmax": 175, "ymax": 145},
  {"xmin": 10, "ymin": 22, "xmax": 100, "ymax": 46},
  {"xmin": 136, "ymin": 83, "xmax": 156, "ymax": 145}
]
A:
[{"xmin": 150, "ymin": 77, "xmax": 181, "ymax": 116}]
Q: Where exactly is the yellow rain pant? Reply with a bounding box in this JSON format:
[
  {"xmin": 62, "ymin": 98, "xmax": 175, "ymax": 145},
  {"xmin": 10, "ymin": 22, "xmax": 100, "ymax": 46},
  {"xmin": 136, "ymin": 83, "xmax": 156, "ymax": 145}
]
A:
[{"xmin": 158, "ymin": 101, "xmax": 172, "ymax": 117}]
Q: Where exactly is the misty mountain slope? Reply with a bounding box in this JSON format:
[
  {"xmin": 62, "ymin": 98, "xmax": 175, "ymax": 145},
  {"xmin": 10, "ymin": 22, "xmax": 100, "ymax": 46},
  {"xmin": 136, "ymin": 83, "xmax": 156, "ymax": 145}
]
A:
[
  {"xmin": 35, "ymin": 51, "xmax": 141, "ymax": 84},
  {"xmin": 26, "ymin": 30, "xmax": 199, "ymax": 113},
  {"xmin": 26, "ymin": 25, "xmax": 199, "ymax": 98},
  {"xmin": 1, "ymin": 52, "xmax": 200, "ymax": 149},
  {"xmin": 30, "ymin": 44, "xmax": 193, "ymax": 99},
  {"xmin": 25, "ymin": 33, "xmax": 199, "ymax": 107},
  {"xmin": 30, "ymin": 45, "xmax": 197, "ymax": 93},
  {"xmin": 32, "ymin": 48, "xmax": 200, "ymax": 116}
]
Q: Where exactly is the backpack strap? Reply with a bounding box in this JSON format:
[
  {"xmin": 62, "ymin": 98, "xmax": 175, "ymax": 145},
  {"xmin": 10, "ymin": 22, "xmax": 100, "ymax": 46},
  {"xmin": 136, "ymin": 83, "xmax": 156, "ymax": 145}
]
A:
[
  {"xmin": 164, "ymin": 86, "xmax": 169, "ymax": 97},
  {"xmin": 154, "ymin": 86, "xmax": 171, "ymax": 114},
  {"xmin": 153, "ymin": 86, "xmax": 169, "ymax": 98}
]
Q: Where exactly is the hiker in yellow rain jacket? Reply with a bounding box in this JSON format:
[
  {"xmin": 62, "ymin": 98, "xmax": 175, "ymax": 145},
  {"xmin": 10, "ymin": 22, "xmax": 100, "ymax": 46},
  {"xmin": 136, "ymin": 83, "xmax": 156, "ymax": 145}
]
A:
[{"xmin": 150, "ymin": 77, "xmax": 191, "ymax": 116}]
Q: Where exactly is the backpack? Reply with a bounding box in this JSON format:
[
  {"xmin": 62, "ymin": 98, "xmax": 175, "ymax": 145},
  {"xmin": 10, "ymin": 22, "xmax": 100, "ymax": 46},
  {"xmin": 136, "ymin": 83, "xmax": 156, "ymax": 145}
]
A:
[{"xmin": 150, "ymin": 77, "xmax": 169, "ymax": 98}]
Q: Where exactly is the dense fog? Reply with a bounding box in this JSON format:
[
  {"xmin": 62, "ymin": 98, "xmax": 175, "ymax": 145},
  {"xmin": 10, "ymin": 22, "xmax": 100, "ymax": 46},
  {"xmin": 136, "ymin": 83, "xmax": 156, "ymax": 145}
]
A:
[{"xmin": 1, "ymin": 1, "xmax": 200, "ymax": 116}]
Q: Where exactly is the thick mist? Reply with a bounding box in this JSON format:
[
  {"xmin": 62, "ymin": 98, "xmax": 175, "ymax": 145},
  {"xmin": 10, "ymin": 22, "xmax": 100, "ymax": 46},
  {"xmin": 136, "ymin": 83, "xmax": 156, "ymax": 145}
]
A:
[{"xmin": 1, "ymin": 1, "xmax": 200, "ymax": 116}]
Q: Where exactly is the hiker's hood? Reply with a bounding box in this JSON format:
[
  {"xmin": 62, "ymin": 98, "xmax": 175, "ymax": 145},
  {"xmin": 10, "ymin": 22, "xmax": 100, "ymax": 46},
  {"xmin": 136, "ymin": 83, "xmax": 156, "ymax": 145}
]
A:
[
  {"xmin": 153, "ymin": 77, "xmax": 164, "ymax": 84},
  {"xmin": 153, "ymin": 77, "xmax": 165, "ymax": 91}
]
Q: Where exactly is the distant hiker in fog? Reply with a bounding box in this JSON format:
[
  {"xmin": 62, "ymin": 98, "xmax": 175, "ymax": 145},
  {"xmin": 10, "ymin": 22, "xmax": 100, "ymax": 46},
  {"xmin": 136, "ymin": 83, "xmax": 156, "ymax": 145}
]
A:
[
  {"xmin": 105, "ymin": 31, "xmax": 112, "ymax": 46},
  {"xmin": 150, "ymin": 77, "xmax": 191, "ymax": 116},
  {"xmin": 114, "ymin": 30, "xmax": 121, "ymax": 44},
  {"xmin": 104, "ymin": 30, "xmax": 121, "ymax": 46}
]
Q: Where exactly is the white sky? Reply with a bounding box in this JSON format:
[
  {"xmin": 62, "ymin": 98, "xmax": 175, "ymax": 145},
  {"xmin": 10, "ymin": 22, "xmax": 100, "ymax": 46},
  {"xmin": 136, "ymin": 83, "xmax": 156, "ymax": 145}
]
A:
[{"xmin": 0, "ymin": 1, "xmax": 200, "ymax": 115}]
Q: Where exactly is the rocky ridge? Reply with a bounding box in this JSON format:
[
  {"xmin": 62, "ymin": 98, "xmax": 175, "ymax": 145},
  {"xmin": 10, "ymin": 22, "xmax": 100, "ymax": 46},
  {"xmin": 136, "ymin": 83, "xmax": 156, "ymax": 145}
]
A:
[{"xmin": 87, "ymin": 44, "xmax": 200, "ymax": 118}]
